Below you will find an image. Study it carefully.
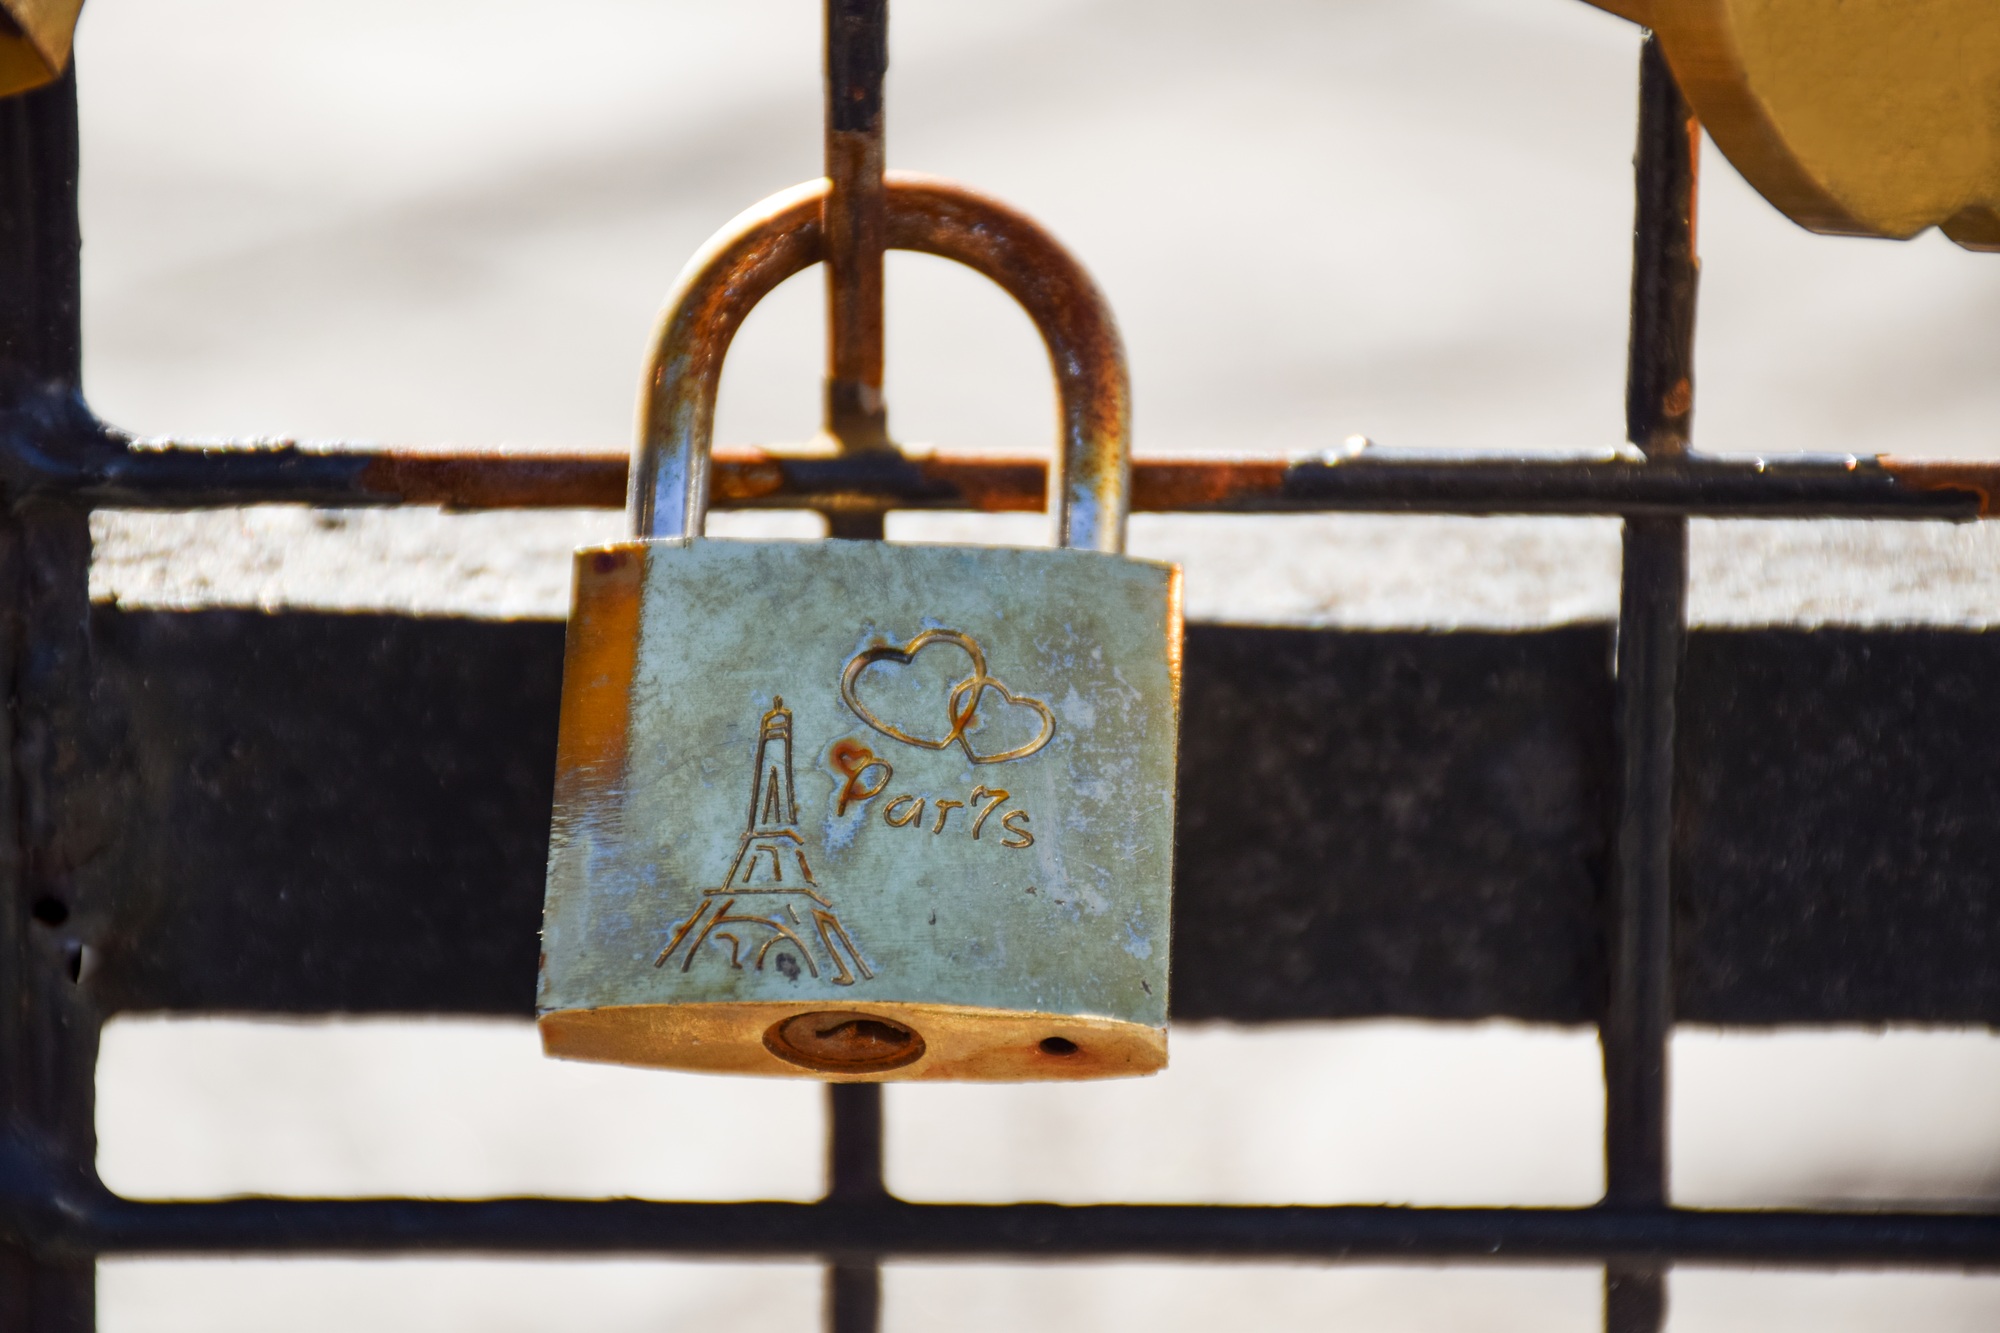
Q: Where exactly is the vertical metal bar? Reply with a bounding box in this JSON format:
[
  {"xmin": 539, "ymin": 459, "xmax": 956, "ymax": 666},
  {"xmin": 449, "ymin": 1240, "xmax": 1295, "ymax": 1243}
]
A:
[
  {"xmin": 823, "ymin": 0, "xmax": 887, "ymax": 444},
  {"xmin": 827, "ymin": 1083, "xmax": 886, "ymax": 1204},
  {"xmin": 823, "ymin": 2, "xmax": 891, "ymax": 1323},
  {"xmin": 822, "ymin": 0, "xmax": 892, "ymax": 540},
  {"xmin": 1624, "ymin": 34, "xmax": 1699, "ymax": 459},
  {"xmin": 1606, "ymin": 518, "xmax": 1684, "ymax": 1206},
  {"xmin": 826, "ymin": 1261, "xmax": 882, "ymax": 1333},
  {"xmin": 0, "ymin": 64, "xmax": 99, "ymax": 1333},
  {"xmin": 1603, "ymin": 513, "xmax": 1685, "ymax": 1333},
  {"xmin": 1603, "ymin": 32, "xmax": 1697, "ymax": 1333},
  {"xmin": 826, "ymin": 1083, "xmax": 886, "ymax": 1333},
  {"xmin": 1605, "ymin": 1265, "xmax": 1669, "ymax": 1333}
]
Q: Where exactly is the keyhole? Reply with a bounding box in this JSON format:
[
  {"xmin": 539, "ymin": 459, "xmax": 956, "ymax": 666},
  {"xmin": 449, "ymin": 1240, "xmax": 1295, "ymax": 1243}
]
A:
[{"xmin": 763, "ymin": 1009, "xmax": 926, "ymax": 1073}]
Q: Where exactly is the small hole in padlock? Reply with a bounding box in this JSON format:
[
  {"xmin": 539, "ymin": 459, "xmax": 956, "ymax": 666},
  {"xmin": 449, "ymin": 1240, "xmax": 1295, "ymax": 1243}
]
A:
[
  {"xmin": 1039, "ymin": 1036, "xmax": 1079, "ymax": 1057},
  {"xmin": 30, "ymin": 896, "xmax": 68, "ymax": 926},
  {"xmin": 764, "ymin": 1010, "xmax": 926, "ymax": 1074}
]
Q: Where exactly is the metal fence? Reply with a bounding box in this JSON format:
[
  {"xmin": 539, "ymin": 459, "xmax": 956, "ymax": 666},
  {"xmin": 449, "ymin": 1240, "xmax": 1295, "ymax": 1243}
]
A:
[{"xmin": 6, "ymin": 21, "xmax": 2000, "ymax": 1333}]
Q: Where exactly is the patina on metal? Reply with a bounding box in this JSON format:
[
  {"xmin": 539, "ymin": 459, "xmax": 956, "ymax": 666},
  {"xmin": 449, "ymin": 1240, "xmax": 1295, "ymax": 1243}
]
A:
[{"xmin": 537, "ymin": 175, "xmax": 1180, "ymax": 1081}]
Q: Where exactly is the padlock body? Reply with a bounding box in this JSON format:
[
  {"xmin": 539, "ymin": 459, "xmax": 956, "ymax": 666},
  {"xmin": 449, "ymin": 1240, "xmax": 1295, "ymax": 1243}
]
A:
[{"xmin": 537, "ymin": 537, "xmax": 1180, "ymax": 1080}]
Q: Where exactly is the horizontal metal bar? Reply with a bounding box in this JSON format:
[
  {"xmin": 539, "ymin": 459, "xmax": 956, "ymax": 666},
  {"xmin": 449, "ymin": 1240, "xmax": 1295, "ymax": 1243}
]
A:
[
  {"xmin": 13, "ymin": 1194, "xmax": 2000, "ymax": 1268},
  {"xmin": 59, "ymin": 438, "xmax": 2000, "ymax": 519}
]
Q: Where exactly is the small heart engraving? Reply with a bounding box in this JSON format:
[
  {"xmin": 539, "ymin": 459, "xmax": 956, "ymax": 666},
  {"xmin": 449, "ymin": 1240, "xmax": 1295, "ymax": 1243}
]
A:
[{"xmin": 947, "ymin": 673, "xmax": 1057, "ymax": 765}]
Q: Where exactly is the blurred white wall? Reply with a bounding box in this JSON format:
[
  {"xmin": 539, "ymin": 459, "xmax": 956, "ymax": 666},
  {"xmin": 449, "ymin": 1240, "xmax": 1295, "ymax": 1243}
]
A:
[
  {"xmin": 73, "ymin": 0, "xmax": 2000, "ymax": 460},
  {"xmin": 69, "ymin": 0, "xmax": 2000, "ymax": 1329}
]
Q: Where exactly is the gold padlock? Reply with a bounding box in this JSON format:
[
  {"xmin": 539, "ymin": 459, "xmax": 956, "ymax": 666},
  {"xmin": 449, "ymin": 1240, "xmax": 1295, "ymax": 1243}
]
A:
[{"xmin": 536, "ymin": 173, "xmax": 1182, "ymax": 1081}]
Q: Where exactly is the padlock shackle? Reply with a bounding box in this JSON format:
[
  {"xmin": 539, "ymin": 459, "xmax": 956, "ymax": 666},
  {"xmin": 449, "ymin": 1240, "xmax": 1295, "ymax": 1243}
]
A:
[{"xmin": 633, "ymin": 171, "xmax": 1132, "ymax": 553}]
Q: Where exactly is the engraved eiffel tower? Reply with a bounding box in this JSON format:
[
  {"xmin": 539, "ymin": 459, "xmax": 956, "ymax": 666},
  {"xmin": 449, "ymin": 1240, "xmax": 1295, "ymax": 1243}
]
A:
[{"xmin": 655, "ymin": 697, "xmax": 873, "ymax": 985}]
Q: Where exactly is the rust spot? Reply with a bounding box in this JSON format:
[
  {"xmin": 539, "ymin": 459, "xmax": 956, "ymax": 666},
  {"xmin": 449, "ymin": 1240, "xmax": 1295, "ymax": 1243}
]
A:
[
  {"xmin": 1880, "ymin": 457, "xmax": 2000, "ymax": 517},
  {"xmin": 1135, "ymin": 458, "xmax": 1290, "ymax": 511},
  {"xmin": 1661, "ymin": 377, "xmax": 1693, "ymax": 418},
  {"xmin": 359, "ymin": 450, "xmax": 626, "ymax": 509},
  {"xmin": 710, "ymin": 451, "xmax": 788, "ymax": 503},
  {"xmin": 829, "ymin": 738, "xmax": 892, "ymax": 816},
  {"xmin": 911, "ymin": 453, "xmax": 1044, "ymax": 512}
]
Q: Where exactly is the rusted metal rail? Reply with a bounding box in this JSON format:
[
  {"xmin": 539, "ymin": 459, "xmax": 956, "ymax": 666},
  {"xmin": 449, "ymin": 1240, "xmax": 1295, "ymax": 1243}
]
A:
[{"xmin": 45, "ymin": 437, "xmax": 2000, "ymax": 519}]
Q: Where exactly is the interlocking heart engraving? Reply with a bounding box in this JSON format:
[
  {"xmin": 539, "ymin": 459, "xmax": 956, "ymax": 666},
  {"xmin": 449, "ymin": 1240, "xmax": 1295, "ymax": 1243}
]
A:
[{"xmin": 841, "ymin": 629, "xmax": 1056, "ymax": 765}]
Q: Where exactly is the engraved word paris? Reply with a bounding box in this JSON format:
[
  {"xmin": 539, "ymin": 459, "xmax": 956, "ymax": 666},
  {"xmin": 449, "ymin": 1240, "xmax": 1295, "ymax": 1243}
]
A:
[{"xmin": 831, "ymin": 740, "xmax": 1036, "ymax": 849}]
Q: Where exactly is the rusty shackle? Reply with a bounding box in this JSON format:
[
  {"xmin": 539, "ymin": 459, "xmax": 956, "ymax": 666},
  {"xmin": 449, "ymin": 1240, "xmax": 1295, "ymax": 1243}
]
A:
[{"xmin": 632, "ymin": 171, "xmax": 1132, "ymax": 554}]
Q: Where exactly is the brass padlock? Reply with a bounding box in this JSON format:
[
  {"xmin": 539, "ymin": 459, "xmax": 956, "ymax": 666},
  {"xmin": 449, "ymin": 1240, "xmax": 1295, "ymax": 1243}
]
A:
[{"xmin": 537, "ymin": 173, "xmax": 1181, "ymax": 1081}]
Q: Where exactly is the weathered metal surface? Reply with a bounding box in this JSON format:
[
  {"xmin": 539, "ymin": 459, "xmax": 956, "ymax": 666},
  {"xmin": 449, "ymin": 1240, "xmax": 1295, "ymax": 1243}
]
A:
[
  {"xmin": 52, "ymin": 440, "xmax": 2000, "ymax": 520},
  {"xmin": 632, "ymin": 173, "xmax": 1129, "ymax": 552},
  {"xmin": 538, "ymin": 540, "xmax": 1181, "ymax": 1079},
  {"xmin": 356, "ymin": 449, "xmax": 628, "ymax": 510},
  {"xmin": 1880, "ymin": 457, "xmax": 2000, "ymax": 518}
]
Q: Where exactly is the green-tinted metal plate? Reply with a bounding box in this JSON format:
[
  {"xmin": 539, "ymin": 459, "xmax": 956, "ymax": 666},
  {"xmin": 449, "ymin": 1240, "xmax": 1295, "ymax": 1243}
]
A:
[{"xmin": 538, "ymin": 538, "xmax": 1180, "ymax": 1073}]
